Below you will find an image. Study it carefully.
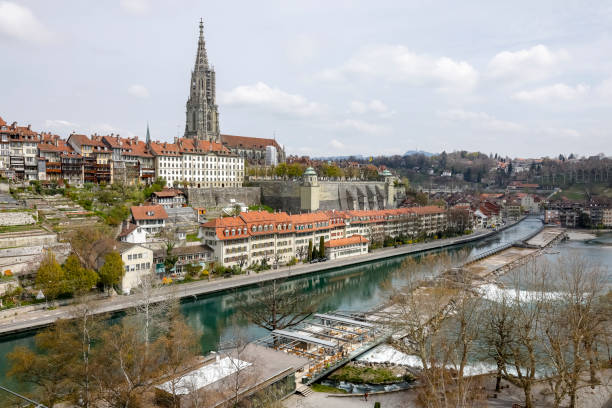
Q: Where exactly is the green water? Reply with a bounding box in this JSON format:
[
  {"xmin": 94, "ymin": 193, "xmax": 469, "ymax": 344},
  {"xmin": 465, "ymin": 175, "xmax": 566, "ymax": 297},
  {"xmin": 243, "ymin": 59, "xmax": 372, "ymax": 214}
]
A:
[{"xmin": 0, "ymin": 218, "xmax": 572, "ymax": 393}]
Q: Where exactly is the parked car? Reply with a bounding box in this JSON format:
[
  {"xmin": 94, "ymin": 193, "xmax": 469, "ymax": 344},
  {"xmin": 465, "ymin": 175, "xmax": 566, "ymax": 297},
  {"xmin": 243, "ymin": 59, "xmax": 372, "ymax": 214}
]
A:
[{"xmin": 309, "ymin": 258, "xmax": 319, "ymax": 264}]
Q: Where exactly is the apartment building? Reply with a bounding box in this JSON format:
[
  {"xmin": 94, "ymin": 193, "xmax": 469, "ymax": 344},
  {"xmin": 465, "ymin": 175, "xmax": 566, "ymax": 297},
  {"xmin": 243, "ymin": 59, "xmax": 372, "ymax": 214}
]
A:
[
  {"xmin": 67, "ymin": 133, "xmax": 112, "ymax": 184},
  {"xmin": 149, "ymin": 138, "xmax": 243, "ymax": 188},
  {"xmin": 0, "ymin": 119, "xmax": 41, "ymax": 180},
  {"xmin": 200, "ymin": 206, "xmax": 447, "ymax": 267},
  {"xmin": 97, "ymin": 135, "xmax": 155, "ymax": 184}
]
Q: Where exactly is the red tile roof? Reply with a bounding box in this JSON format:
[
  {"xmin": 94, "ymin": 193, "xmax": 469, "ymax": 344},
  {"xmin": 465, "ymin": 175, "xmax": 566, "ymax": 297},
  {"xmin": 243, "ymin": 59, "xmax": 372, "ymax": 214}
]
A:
[
  {"xmin": 118, "ymin": 222, "xmax": 139, "ymax": 237},
  {"xmin": 221, "ymin": 134, "xmax": 282, "ymax": 151},
  {"xmin": 131, "ymin": 205, "xmax": 168, "ymax": 221},
  {"xmin": 325, "ymin": 234, "xmax": 368, "ymax": 248},
  {"xmin": 69, "ymin": 133, "xmax": 100, "ymax": 146}
]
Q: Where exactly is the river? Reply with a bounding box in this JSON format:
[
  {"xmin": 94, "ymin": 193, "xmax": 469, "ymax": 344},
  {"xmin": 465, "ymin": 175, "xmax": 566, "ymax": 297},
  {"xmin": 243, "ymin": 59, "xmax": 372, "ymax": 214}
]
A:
[{"xmin": 4, "ymin": 218, "xmax": 610, "ymax": 394}]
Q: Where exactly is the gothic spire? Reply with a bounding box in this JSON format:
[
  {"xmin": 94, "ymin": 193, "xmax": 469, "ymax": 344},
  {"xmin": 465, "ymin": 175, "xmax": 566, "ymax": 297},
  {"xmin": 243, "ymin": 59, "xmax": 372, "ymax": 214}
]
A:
[
  {"xmin": 195, "ymin": 18, "xmax": 208, "ymax": 71},
  {"xmin": 146, "ymin": 122, "xmax": 151, "ymax": 144}
]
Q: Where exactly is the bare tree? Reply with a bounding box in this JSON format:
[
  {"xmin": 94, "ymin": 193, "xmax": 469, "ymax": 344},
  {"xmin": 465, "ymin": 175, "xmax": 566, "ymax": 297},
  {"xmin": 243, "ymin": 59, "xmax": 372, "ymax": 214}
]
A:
[
  {"xmin": 238, "ymin": 279, "xmax": 317, "ymax": 334},
  {"xmin": 540, "ymin": 255, "xmax": 609, "ymax": 408}
]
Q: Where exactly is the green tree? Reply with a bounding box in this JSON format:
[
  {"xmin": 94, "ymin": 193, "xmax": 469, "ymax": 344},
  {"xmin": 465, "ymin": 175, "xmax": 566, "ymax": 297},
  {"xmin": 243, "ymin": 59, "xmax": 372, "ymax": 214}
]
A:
[
  {"xmin": 307, "ymin": 240, "xmax": 313, "ymax": 261},
  {"xmin": 63, "ymin": 254, "xmax": 99, "ymax": 295},
  {"xmin": 35, "ymin": 251, "xmax": 65, "ymax": 300},
  {"xmin": 319, "ymin": 236, "xmax": 325, "ymax": 258},
  {"xmin": 98, "ymin": 251, "xmax": 125, "ymax": 293},
  {"xmin": 274, "ymin": 162, "xmax": 288, "ymax": 178},
  {"xmin": 287, "ymin": 163, "xmax": 304, "ymax": 178}
]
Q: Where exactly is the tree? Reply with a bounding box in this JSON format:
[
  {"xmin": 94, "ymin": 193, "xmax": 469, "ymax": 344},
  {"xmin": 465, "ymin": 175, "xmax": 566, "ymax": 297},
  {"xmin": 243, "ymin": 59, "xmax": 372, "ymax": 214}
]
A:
[
  {"xmin": 63, "ymin": 254, "xmax": 99, "ymax": 295},
  {"xmin": 35, "ymin": 251, "xmax": 65, "ymax": 300},
  {"xmin": 238, "ymin": 279, "xmax": 317, "ymax": 334},
  {"xmin": 273, "ymin": 163, "xmax": 288, "ymax": 178},
  {"xmin": 287, "ymin": 163, "xmax": 304, "ymax": 178},
  {"xmin": 307, "ymin": 240, "xmax": 313, "ymax": 261},
  {"xmin": 67, "ymin": 225, "xmax": 115, "ymax": 270},
  {"xmin": 98, "ymin": 251, "xmax": 125, "ymax": 293},
  {"xmin": 184, "ymin": 262, "xmax": 203, "ymax": 278},
  {"xmin": 156, "ymin": 306, "xmax": 201, "ymax": 408},
  {"xmin": 319, "ymin": 236, "xmax": 325, "ymax": 258},
  {"xmin": 8, "ymin": 315, "xmax": 103, "ymax": 408}
]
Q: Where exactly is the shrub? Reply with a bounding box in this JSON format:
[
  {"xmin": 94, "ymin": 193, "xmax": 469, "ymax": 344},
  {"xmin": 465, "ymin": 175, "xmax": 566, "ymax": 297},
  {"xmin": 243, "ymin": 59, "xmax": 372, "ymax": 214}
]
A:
[
  {"xmin": 374, "ymin": 402, "xmax": 381, "ymax": 408},
  {"xmin": 287, "ymin": 257, "xmax": 298, "ymax": 266}
]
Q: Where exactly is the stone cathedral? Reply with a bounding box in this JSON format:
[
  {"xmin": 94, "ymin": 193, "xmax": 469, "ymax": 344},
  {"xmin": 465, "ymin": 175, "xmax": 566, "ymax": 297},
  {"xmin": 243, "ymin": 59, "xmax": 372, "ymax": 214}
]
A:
[{"xmin": 184, "ymin": 19, "xmax": 220, "ymax": 142}]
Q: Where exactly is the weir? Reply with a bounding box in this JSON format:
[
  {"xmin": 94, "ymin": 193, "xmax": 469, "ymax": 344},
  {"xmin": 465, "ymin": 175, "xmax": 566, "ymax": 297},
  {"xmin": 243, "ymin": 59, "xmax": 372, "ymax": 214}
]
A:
[{"xmin": 253, "ymin": 225, "xmax": 569, "ymax": 389}]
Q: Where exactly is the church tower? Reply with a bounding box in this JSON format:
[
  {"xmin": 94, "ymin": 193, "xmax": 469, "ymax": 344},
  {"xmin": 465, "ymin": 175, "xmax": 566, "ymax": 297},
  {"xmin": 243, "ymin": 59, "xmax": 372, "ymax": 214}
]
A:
[{"xmin": 184, "ymin": 19, "xmax": 220, "ymax": 142}]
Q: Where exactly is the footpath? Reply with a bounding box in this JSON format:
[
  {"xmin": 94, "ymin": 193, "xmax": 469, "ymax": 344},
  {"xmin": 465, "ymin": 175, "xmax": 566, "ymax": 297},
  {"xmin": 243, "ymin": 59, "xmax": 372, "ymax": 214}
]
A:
[{"xmin": 0, "ymin": 220, "xmax": 525, "ymax": 336}]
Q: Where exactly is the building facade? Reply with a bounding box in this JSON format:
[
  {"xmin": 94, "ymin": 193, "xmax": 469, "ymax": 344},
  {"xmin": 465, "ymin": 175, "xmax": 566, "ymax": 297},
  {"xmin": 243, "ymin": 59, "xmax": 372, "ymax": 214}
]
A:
[
  {"xmin": 149, "ymin": 138, "xmax": 243, "ymax": 188},
  {"xmin": 200, "ymin": 206, "xmax": 447, "ymax": 267}
]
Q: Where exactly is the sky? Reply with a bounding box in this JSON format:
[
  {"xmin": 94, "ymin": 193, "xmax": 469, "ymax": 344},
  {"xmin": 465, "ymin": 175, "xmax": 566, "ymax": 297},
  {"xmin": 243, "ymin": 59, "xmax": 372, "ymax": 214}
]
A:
[{"xmin": 1, "ymin": 0, "xmax": 611, "ymax": 158}]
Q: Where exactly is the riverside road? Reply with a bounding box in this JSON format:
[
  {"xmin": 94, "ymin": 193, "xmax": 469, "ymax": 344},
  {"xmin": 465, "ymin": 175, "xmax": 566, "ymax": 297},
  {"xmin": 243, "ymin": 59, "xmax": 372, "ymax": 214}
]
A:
[{"xmin": 0, "ymin": 219, "xmax": 533, "ymax": 336}]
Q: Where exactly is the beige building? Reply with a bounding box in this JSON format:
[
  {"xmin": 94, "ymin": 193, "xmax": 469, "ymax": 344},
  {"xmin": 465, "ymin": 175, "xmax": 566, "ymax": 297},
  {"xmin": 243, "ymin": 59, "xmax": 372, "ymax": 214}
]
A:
[
  {"xmin": 116, "ymin": 242, "xmax": 153, "ymax": 294},
  {"xmin": 200, "ymin": 206, "xmax": 447, "ymax": 267}
]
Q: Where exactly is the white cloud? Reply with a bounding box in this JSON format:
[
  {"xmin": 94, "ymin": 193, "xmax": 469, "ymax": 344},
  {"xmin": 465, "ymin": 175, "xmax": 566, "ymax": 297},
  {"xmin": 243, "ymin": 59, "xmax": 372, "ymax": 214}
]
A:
[
  {"xmin": 329, "ymin": 139, "xmax": 345, "ymax": 149},
  {"xmin": 513, "ymin": 83, "xmax": 589, "ymax": 103},
  {"xmin": 220, "ymin": 82, "xmax": 325, "ymax": 118},
  {"xmin": 127, "ymin": 84, "xmax": 150, "ymax": 98},
  {"xmin": 334, "ymin": 119, "xmax": 391, "ymax": 135},
  {"xmin": 44, "ymin": 119, "xmax": 79, "ymax": 129},
  {"xmin": 348, "ymin": 99, "xmax": 395, "ymax": 118},
  {"xmin": 0, "ymin": 1, "xmax": 53, "ymax": 44},
  {"xmin": 487, "ymin": 45, "xmax": 569, "ymax": 82},
  {"xmin": 120, "ymin": 0, "xmax": 150, "ymax": 15},
  {"xmin": 320, "ymin": 45, "xmax": 478, "ymax": 92},
  {"xmin": 438, "ymin": 109, "xmax": 524, "ymax": 133}
]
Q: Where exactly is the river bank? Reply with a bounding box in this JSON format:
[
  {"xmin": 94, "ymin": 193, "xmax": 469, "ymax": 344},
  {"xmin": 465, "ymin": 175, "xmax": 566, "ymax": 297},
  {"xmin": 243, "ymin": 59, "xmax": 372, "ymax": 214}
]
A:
[
  {"xmin": 0, "ymin": 220, "xmax": 529, "ymax": 336},
  {"xmin": 0, "ymin": 218, "xmax": 544, "ymax": 394}
]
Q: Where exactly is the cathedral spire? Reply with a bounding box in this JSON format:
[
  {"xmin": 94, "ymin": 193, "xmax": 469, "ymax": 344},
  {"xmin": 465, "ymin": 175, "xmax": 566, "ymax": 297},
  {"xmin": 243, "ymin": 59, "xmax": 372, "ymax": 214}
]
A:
[
  {"xmin": 146, "ymin": 122, "xmax": 151, "ymax": 144},
  {"xmin": 195, "ymin": 18, "xmax": 208, "ymax": 71},
  {"xmin": 184, "ymin": 19, "xmax": 220, "ymax": 142}
]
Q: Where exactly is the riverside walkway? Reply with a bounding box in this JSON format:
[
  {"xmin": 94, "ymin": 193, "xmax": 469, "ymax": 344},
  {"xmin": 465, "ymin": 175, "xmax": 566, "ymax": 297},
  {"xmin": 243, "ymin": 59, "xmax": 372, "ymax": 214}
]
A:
[{"xmin": 0, "ymin": 221, "xmax": 526, "ymax": 336}]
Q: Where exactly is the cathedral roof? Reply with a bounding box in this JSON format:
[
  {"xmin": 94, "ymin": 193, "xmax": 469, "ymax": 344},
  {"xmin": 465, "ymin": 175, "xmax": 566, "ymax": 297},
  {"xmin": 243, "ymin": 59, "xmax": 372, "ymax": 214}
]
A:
[{"xmin": 220, "ymin": 134, "xmax": 282, "ymax": 151}]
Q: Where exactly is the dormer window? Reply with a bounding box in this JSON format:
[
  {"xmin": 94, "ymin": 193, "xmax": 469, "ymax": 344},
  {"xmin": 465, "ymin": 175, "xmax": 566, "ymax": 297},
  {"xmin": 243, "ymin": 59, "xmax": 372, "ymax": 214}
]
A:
[
  {"xmin": 243, "ymin": 227, "xmax": 247, "ymax": 234},
  {"xmin": 251, "ymin": 226, "xmax": 256, "ymax": 232},
  {"xmin": 224, "ymin": 229, "xmax": 229, "ymax": 236},
  {"xmin": 146, "ymin": 211, "xmax": 154, "ymax": 216}
]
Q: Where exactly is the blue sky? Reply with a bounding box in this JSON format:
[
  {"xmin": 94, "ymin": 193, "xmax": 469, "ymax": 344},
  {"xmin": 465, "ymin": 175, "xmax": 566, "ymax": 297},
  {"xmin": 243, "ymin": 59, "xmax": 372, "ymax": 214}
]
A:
[{"xmin": 1, "ymin": 0, "xmax": 611, "ymax": 157}]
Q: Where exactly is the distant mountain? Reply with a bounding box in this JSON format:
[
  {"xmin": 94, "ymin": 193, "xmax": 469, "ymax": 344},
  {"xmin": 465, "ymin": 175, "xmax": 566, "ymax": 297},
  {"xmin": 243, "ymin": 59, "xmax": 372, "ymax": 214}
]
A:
[
  {"xmin": 404, "ymin": 150, "xmax": 435, "ymax": 157},
  {"xmin": 313, "ymin": 155, "xmax": 365, "ymax": 160}
]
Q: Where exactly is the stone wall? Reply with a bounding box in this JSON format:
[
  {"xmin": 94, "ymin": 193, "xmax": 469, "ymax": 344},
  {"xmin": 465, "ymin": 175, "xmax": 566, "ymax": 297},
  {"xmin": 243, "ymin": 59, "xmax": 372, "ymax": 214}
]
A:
[
  {"xmin": 0, "ymin": 211, "xmax": 36, "ymax": 226},
  {"xmin": 0, "ymin": 243, "xmax": 71, "ymax": 276},
  {"xmin": 255, "ymin": 180, "xmax": 399, "ymax": 212},
  {"xmin": 0, "ymin": 231, "xmax": 58, "ymax": 249},
  {"xmin": 185, "ymin": 187, "xmax": 261, "ymax": 215}
]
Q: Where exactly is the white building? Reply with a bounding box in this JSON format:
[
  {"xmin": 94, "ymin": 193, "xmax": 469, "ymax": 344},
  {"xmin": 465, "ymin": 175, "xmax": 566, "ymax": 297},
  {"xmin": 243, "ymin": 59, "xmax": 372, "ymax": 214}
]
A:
[
  {"xmin": 324, "ymin": 235, "xmax": 368, "ymax": 260},
  {"xmin": 149, "ymin": 138, "xmax": 243, "ymax": 188},
  {"xmin": 130, "ymin": 205, "xmax": 168, "ymax": 236}
]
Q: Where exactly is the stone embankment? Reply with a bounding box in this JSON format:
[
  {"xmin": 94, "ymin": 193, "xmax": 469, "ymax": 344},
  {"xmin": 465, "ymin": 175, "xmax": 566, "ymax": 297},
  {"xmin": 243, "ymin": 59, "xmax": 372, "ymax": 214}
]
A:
[{"xmin": 0, "ymin": 222, "xmax": 521, "ymax": 336}]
